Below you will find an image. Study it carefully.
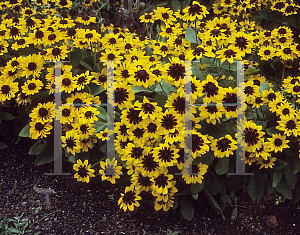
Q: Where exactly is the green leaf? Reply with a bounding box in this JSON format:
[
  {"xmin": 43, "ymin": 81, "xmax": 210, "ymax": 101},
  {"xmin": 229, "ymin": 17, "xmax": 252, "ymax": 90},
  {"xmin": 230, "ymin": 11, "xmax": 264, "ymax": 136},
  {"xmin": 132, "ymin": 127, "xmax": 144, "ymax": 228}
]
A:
[
  {"xmin": 245, "ymin": 107, "xmax": 256, "ymax": 120},
  {"xmin": 259, "ymin": 82, "xmax": 270, "ymax": 94},
  {"xmin": 204, "ymin": 173, "xmax": 217, "ymax": 195},
  {"xmin": 171, "ymin": 0, "xmax": 181, "ymax": 11},
  {"xmin": 215, "ymin": 157, "xmax": 229, "ymax": 175},
  {"xmin": 94, "ymin": 122, "xmax": 107, "ymax": 134},
  {"xmin": 0, "ymin": 112, "xmax": 14, "ymax": 121},
  {"xmin": 180, "ymin": 196, "xmax": 194, "ymax": 221},
  {"xmin": 210, "ymin": 172, "xmax": 226, "ymax": 195},
  {"xmin": 70, "ymin": 48, "xmax": 84, "ymax": 68},
  {"xmin": 31, "ymin": 90, "xmax": 50, "ymax": 101},
  {"xmin": 19, "ymin": 123, "xmax": 30, "ymax": 138},
  {"xmin": 275, "ymin": 177, "xmax": 293, "ymax": 200},
  {"xmin": 29, "ymin": 141, "xmax": 47, "ymax": 155},
  {"xmin": 201, "ymin": 151, "xmax": 215, "ymax": 165},
  {"xmin": 192, "ymin": 194, "xmax": 198, "ymax": 200},
  {"xmin": 88, "ymin": 83, "xmax": 105, "ymax": 96},
  {"xmin": 272, "ymin": 169, "xmax": 283, "ymax": 188},
  {"xmin": 181, "ymin": 0, "xmax": 190, "ymax": 8},
  {"xmin": 154, "ymin": 93, "xmax": 167, "ymax": 108},
  {"xmin": 292, "ymin": 183, "xmax": 300, "ymax": 204},
  {"xmin": 265, "ymin": 127, "xmax": 277, "ymax": 136},
  {"xmin": 245, "ymin": 66, "xmax": 258, "ymax": 75},
  {"xmin": 80, "ymin": 61, "xmax": 94, "ymax": 71},
  {"xmin": 191, "ymin": 181, "xmax": 205, "ymax": 195},
  {"xmin": 247, "ymin": 174, "xmax": 257, "ymax": 200},
  {"xmin": 35, "ymin": 141, "xmax": 56, "ymax": 166},
  {"xmin": 204, "ymin": 188, "xmax": 224, "ymax": 218},
  {"xmin": 284, "ymin": 159, "xmax": 297, "ymax": 190},
  {"xmin": 157, "ymin": 0, "xmax": 169, "ymax": 6},
  {"xmin": 185, "ymin": 27, "xmax": 198, "ymax": 44},
  {"xmin": 0, "ymin": 141, "xmax": 8, "ymax": 149},
  {"xmin": 96, "ymin": 107, "xmax": 107, "ymax": 121},
  {"xmin": 131, "ymin": 86, "xmax": 153, "ymax": 93},
  {"xmin": 273, "ymin": 159, "xmax": 288, "ymax": 171}
]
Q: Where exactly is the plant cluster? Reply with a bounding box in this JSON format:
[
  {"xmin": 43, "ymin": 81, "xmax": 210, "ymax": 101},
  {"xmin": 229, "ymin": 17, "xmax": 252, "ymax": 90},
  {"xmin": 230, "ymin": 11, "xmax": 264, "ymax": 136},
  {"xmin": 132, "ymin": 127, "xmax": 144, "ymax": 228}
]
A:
[{"xmin": 0, "ymin": 0, "xmax": 300, "ymax": 220}]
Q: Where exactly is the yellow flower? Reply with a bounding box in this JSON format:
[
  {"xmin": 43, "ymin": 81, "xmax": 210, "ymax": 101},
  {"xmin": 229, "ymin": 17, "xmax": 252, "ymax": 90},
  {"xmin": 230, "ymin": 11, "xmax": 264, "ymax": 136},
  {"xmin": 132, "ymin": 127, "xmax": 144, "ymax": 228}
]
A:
[{"xmin": 73, "ymin": 159, "xmax": 95, "ymax": 183}]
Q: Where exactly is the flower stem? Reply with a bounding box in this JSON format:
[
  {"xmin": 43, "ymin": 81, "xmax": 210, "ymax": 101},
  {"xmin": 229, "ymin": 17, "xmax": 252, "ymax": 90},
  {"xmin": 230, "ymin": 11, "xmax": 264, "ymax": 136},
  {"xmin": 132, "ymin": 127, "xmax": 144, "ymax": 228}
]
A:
[
  {"xmin": 159, "ymin": 81, "xmax": 168, "ymax": 97},
  {"xmin": 281, "ymin": 60, "xmax": 286, "ymax": 86},
  {"xmin": 260, "ymin": 106, "xmax": 265, "ymax": 120}
]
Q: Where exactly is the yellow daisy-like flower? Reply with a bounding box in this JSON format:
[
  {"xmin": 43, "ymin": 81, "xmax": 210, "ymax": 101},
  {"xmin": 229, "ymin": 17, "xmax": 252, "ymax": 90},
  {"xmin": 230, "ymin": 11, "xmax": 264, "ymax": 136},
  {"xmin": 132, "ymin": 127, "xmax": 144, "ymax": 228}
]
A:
[
  {"xmin": 264, "ymin": 133, "xmax": 290, "ymax": 153},
  {"xmin": 58, "ymin": 105, "xmax": 75, "ymax": 124},
  {"xmin": 198, "ymin": 103, "xmax": 226, "ymax": 125},
  {"xmin": 211, "ymin": 134, "xmax": 237, "ymax": 158},
  {"xmin": 181, "ymin": 162, "xmax": 208, "ymax": 184},
  {"xmin": 20, "ymin": 54, "xmax": 45, "ymax": 78},
  {"xmin": 29, "ymin": 121, "xmax": 53, "ymax": 139},
  {"xmin": 277, "ymin": 115, "xmax": 300, "ymax": 137},
  {"xmin": 0, "ymin": 78, "xmax": 19, "ymax": 102},
  {"xmin": 151, "ymin": 167, "xmax": 174, "ymax": 194},
  {"xmin": 139, "ymin": 12, "xmax": 155, "ymax": 23},
  {"xmin": 153, "ymin": 143, "xmax": 179, "ymax": 167},
  {"xmin": 29, "ymin": 102, "xmax": 55, "ymax": 124},
  {"xmin": 73, "ymin": 159, "xmax": 95, "ymax": 183},
  {"xmin": 21, "ymin": 78, "xmax": 44, "ymax": 96},
  {"xmin": 62, "ymin": 130, "xmax": 81, "ymax": 155},
  {"xmin": 46, "ymin": 46, "xmax": 68, "ymax": 61},
  {"xmin": 183, "ymin": 1, "xmax": 209, "ymax": 21},
  {"xmin": 153, "ymin": 7, "xmax": 176, "ymax": 25},
  {"xmin": 99, "ymin": 158, "xmax": 123, "ymax": 184},
  {"xmin": 256, "ymin": 155, "xmax": 277, "ymax": 169},
  {"xmin": 118, "ymin": 185, "xmax": 142, "ymax": 212}
]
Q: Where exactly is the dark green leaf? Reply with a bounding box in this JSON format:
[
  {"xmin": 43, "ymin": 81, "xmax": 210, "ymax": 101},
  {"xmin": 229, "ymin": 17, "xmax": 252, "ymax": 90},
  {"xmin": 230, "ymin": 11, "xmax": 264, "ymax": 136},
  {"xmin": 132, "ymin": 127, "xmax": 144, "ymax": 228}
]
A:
[
  {"xmin": 245, "ymin": 66, "xmax": 258, "ymax": 75},
  {"xmin": 157, "ymin": 0, "xmax": 169, "ymax": 6},
  {"xmin": 181, "ymin": 0, "xmax": 190, "ymax": 8},
  {"xmin": 171, "ymin": 0, "xmax": 181, "ymax": 11},
  {"xmin": 273, "ymin": 159, "xmax": 288, "ymax": 171},
  {"xmin": 247, "ymin": 174, "xmax": 257, "ymax": 200},
  {"xmin": 191, "ymin": 181, "xmax": 205, "ymax": 195},
  {"xmin": 80, "ymin": 61, "xmax": 94, "ymax": 71},
  {"xmin": 204, "ymin": 173, "xmax": 217, "ymax": 195},
  {"xmin": 245, "ymin": 107, "xmax": 256, "ymax": 120},
  {"xmin": 35, "ymin": 141, "xmax": 56, "ymax": 166},
  {"xmin": 70, "ymin": 49, "xmax": 84, "ymax": 68},
  {"xmin": 29, "ymin": 141, "xmax": 47, "ymax": 155},
  {"xmin": 88, "ymin": 83, "xmax": 105, "ymax": 96},
  {"xmin": 275, "ymin": 177, "xmax": 293, "ymax": 200},
  {"xmin": 154, "ymin": 93, "xmax": 167, "ymax": 108},
  {"xmin": 132, "ymin": 86, "xmax": 153, "ymax": 93},
  {"xmin": 201, "ymin": 151, "xmax": 215, "ymax": 165},
  {"xmin": 215, "ymin": 157, "xmax": 229, "ymax": 175},
  {"xmin": 0, "ymin": 112, "xmax": 14, "ymax": 121},
  {"xmin": 19, "ymin": 123, "xmax": 30, "ymax": 138},
  {"xmin": 204, "ymin": 188, "xmax": 224, "ymax": 218},
  {"xmin": 265, "ymin": 127, "xmax": 277, "ymax": 136},
  {"xmin": 284, "ymin": 159, "xmax": 297, "ymax": 190},
  {"xmin": 180, "ymin": 196, "xmax": 194, "ymax": 221},
  {"xmin": 292, "ymin": 183, "xmax": 300, "ymax": 204},
  {"xmin": 272, "ymin": 169, "xmax": 283, "ymax": 188},
  {"xmin": 0, "ymin": 141, "xmax": 8, "ymax": 149},
  {"xmin": 172, "ymin": 196, "xmax": 179, "ymax": 210},
  {"xmin": 259, "ymin": 82, "xmax": 270, "ymax": 94},
  {"xmin": 31, "ymin": 90, "xmax": 50, "ymax": 101}
]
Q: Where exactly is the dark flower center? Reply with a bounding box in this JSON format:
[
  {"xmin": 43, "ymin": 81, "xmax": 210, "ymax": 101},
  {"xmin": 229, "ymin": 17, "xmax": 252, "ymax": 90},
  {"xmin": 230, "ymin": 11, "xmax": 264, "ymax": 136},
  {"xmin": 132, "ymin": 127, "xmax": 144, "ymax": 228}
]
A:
[
  {"xmin": 283, "ymin": 48, "xmax": 291, "ymax": 54},
  {"xmin": 189, "ymin": 4, "xmax": 201, "ymax": 14},
  {"xmin": 67, "ymin": 28, "xmax": 76, "ymax": 37},
  {"xmin": 162, "ymin": 13, "xmax": 169, "ymax": 19},
  {"xmin": 109, "ymin": 38, "xmax": 116, "ymax": 44},
  {"xmin": 28, "ymin": 62, "xmax": 37, "ymax": 71},
  {"xmin": 99, "ymin": 75, "xmax": 107, "ymax": 82},
  {"xmin": 136, "ymin": 70, "xmax": 149, "ymax": 82},
  {"xmin": 85, "ymin": 33, "xmax": 93, "ymax": 39},
  {"xmin": 28, "ymin": 83, "xmax": 36, "ymax": 90},
  {"xmin": 62, "ymin": 108, "xmax": 71, "ymax": 117},
  {"xmin": 39, "ymin": 107, "xmax": 48, "ymax": 117},
  {"xmin": 35, "ymin": 30, "xmax": 44, "ymax": 39},
  {"xmin": 147, "ymin": 123, "xmax": 157, "ymax": 133},
  {"xmin": 161, "ymin": 46, "xmax": 168, "ymax": 51},
  {"xmin": 62, "ymin": 78, "xmax": 71, "ymax": 86},
  {"xmin": 274, "ymin": 139, "xmax": 282, "ymax": 146},
  {"xmin": 1, "ymin": 85, "xmax": 10, "ymax": 94},
  {"xmin": 52, "ymin": 48, "xmax": 61, "ymax": 56},
  {"xmin": 108, "ymin": 53, "xmax": 115, "ymax": 60},
  {"xmin": 35, "ymin": 123, "xmax": 44, "ymax": 131},
  {"xmin": 293, "ymin": 85, "xmax": 300, "ymax": 92},
  {"xmin": 286, "ymin": 120, "xmax": 296, "ymax": 129}
]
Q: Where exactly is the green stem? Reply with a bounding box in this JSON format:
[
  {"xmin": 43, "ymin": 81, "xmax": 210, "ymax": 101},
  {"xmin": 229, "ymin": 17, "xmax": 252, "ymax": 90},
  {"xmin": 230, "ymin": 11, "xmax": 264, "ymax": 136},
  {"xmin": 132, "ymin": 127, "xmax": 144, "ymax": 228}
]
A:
[
  {"xmin": 159, "ymin": 82, "xmax": 168, "ymax": 97},
  {"xmin": 281, "ymin": 60, "xmax": 286, "ymax": 86},
  {"xmin": 260, "ymin": 106, "xmax": 265, "ymax": 120}
]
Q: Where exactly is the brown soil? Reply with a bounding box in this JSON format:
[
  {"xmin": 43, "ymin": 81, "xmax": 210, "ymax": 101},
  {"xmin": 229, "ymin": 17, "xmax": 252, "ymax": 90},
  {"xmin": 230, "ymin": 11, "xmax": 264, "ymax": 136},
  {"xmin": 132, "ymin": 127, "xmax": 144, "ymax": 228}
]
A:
[{"xmin": 1, "ymin": 134, "xmax": 300, "ymax": 235}]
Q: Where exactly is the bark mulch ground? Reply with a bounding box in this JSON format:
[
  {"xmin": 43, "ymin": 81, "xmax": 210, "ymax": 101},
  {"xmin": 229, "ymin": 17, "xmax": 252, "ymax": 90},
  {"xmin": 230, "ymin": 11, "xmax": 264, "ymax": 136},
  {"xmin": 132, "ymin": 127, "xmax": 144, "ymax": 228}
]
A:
[{"xmin": 1, "ymin": 134, "xmax": 300, "ymax": 235}]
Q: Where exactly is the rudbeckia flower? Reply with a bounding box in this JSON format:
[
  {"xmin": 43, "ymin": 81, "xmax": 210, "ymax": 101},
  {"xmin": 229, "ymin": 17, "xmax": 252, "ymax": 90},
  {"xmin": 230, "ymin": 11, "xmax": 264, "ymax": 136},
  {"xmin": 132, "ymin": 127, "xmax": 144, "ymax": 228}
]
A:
[
  {"xmin": 118, "ymin": 185, "xmax": 142, "ymax": 211},
  {"xmin": 73, "ymin": 159, "xmax": 95, "ymax": 183}
]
